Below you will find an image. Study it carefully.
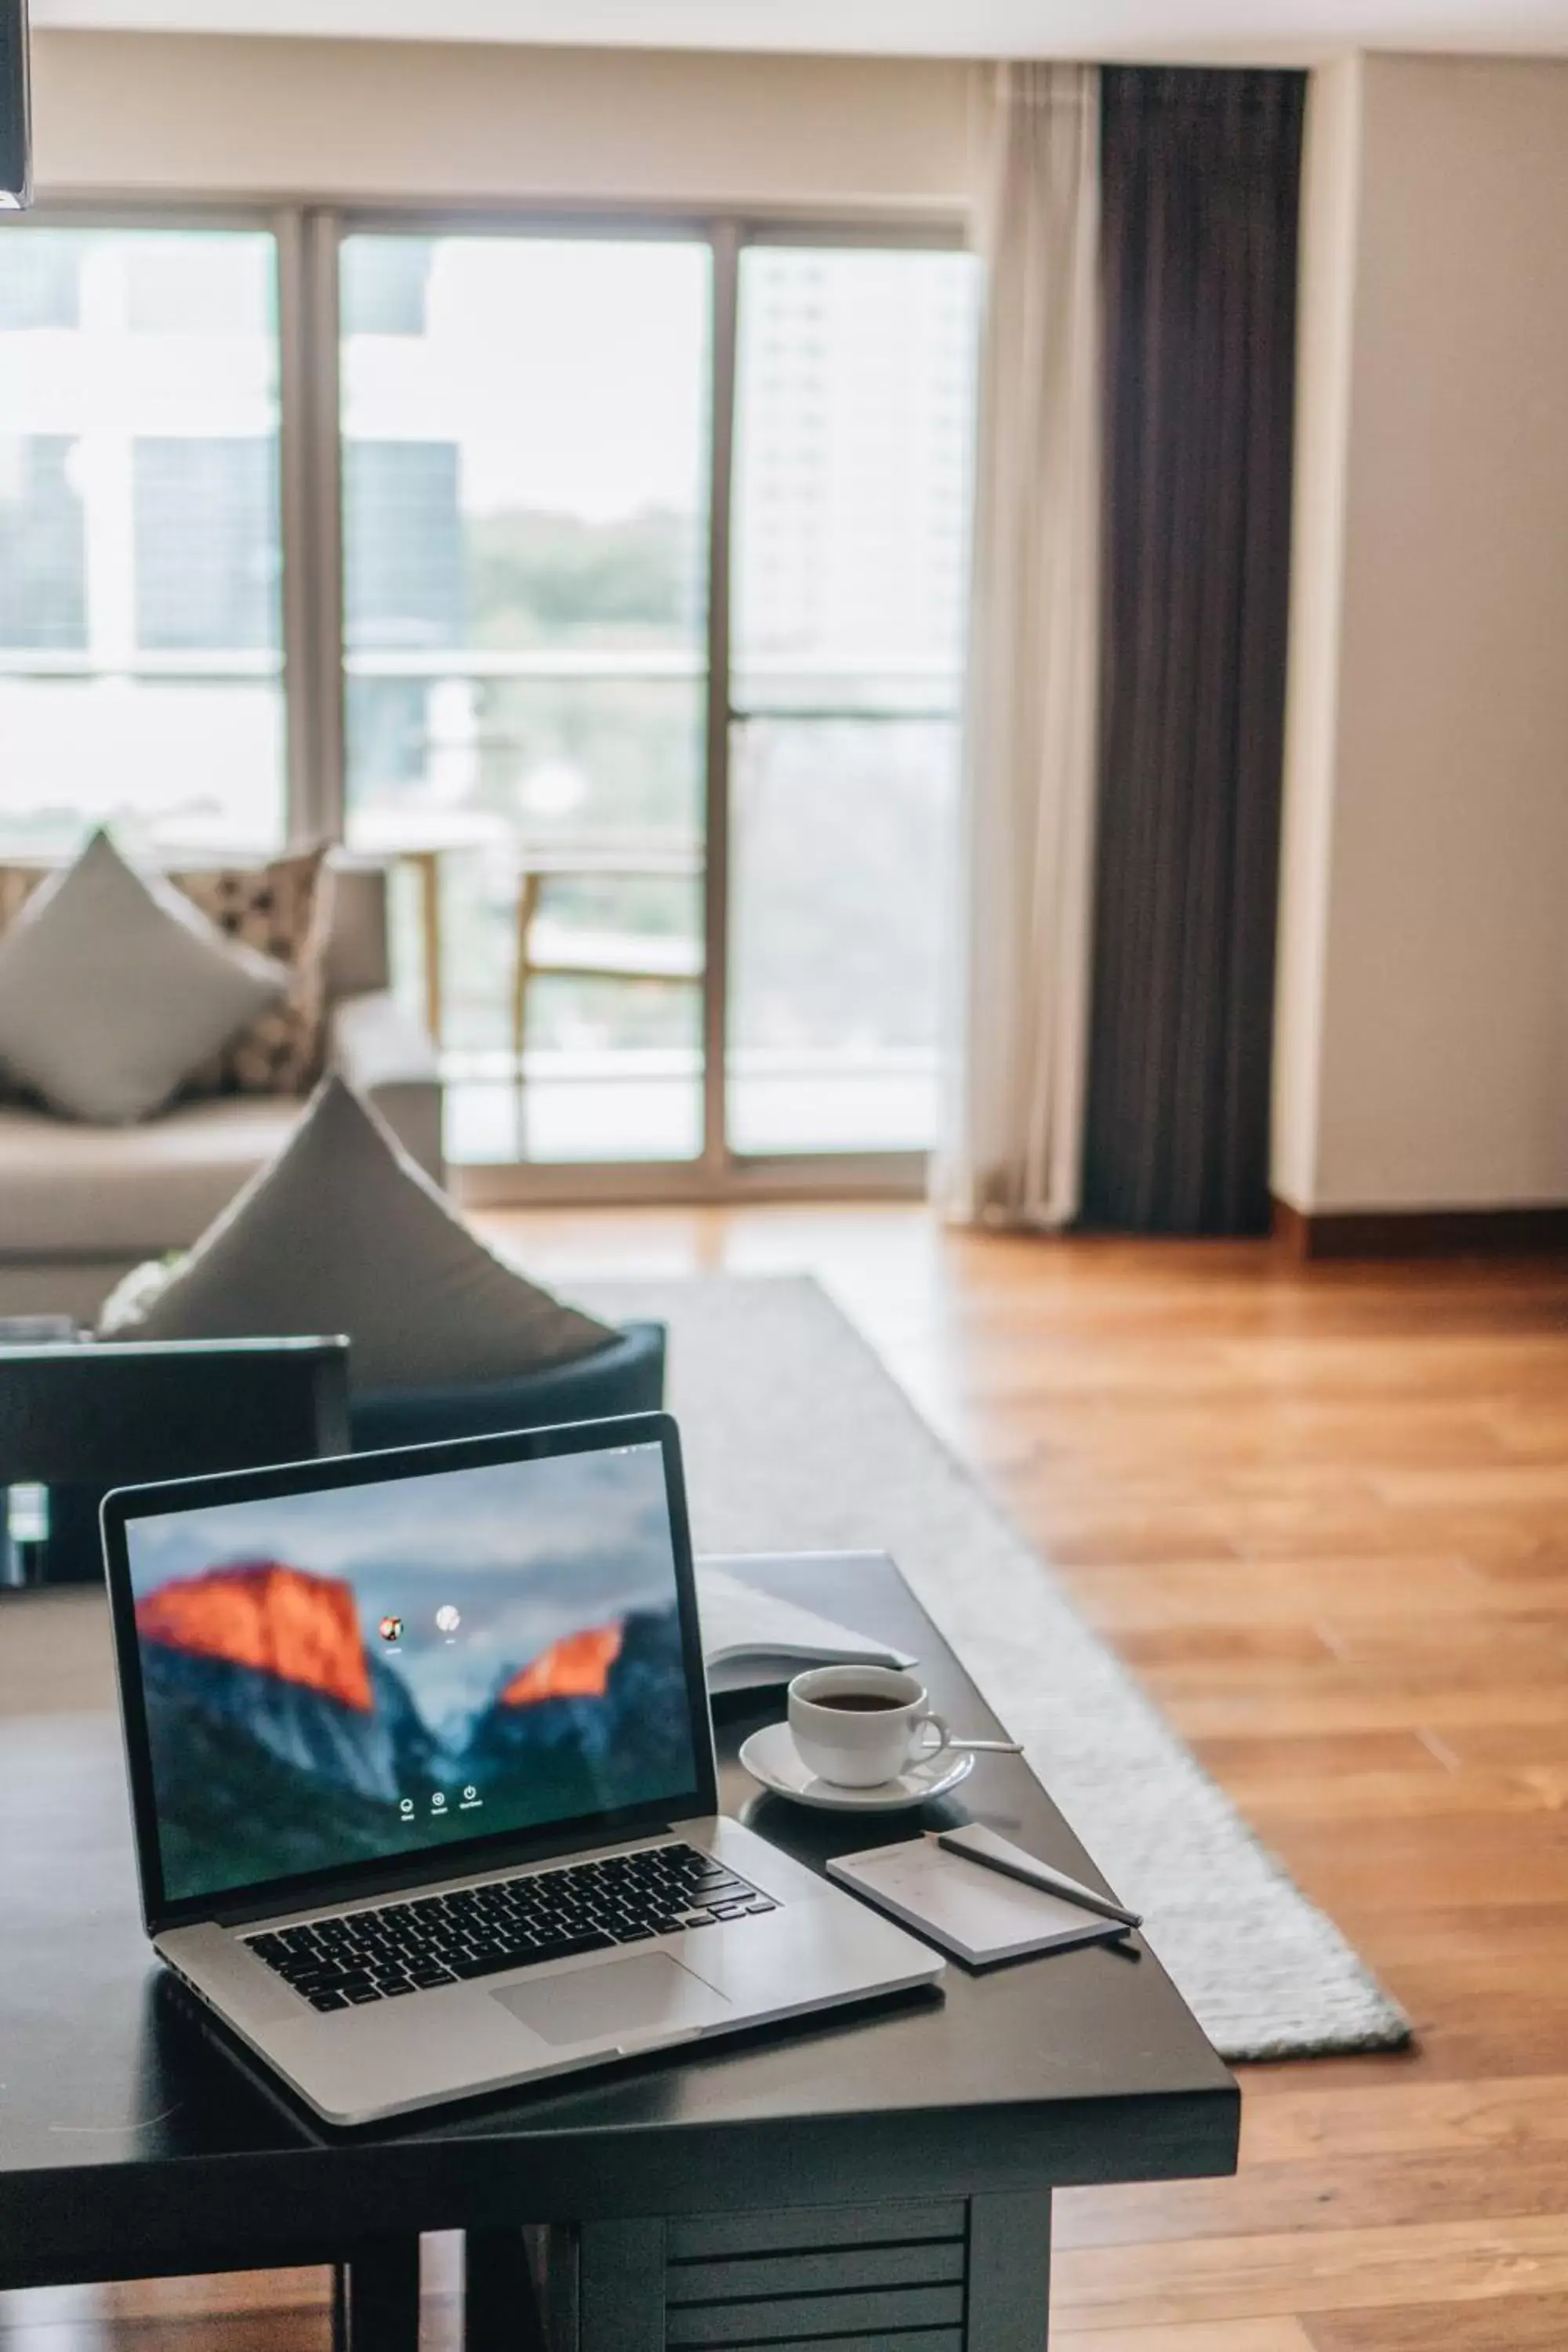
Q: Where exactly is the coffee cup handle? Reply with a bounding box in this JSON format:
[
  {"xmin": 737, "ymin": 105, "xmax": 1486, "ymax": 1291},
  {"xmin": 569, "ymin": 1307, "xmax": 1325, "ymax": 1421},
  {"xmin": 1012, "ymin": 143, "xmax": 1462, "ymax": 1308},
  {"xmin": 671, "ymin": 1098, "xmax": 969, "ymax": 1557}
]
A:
[{"xmin": 915, "ymin": 1711, "xmax": 952, "ymax": 1762}]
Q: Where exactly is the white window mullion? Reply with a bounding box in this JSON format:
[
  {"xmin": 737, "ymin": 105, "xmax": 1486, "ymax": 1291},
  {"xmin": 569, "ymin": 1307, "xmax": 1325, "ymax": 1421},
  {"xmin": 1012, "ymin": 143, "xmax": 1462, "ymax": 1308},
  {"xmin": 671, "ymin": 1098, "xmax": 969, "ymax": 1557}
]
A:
[{"xmin": 700, "ymin": 217, "xmax": 739, "ymax": 1177}]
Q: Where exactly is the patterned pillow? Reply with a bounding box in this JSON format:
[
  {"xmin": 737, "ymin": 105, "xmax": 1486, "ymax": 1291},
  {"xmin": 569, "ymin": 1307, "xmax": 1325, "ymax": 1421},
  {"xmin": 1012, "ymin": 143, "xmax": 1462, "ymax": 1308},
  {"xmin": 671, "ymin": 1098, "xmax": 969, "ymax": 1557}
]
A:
[
  {"xmin": 0, "ymin": 844, "xmax": 336, "ymax": 1101},
  {"xmin": 0, "ymin": 869, "xmax": 41, "ymax": 1102},
  {"xmin": 171, "ymin": 846, "xmax": 336, "ymax": 1097}
]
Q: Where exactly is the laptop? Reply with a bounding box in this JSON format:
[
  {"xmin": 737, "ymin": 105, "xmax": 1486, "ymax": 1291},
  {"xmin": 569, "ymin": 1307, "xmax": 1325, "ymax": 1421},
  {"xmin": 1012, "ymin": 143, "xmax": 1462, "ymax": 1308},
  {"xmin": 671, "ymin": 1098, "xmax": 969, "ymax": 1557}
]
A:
[{"xmin": 100, "ymin": 1412, "xmax": 944, "ymax": 2127}]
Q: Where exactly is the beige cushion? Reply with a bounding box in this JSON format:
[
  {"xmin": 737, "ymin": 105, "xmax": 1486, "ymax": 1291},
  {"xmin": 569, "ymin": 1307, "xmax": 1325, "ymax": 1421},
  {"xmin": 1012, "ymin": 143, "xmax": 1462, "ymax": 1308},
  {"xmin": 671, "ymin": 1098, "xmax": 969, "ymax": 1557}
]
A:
[
  {"xmin": 100, "ymin": 1074, "xmax": 614, "ymax": 1391},
  {"xmin": 0, "ymin": 830, "xmax": 288, "ymax": 1125},
  {"xmin": 0, "ymin": 842, "xmax": 336, "ymax": 1102},
  {"xmin": 321, "ymin": 858, "xmax": 393, "ymax": 1000},
  {"xmin": 0, "ymin": 1096, "xmax": 306, "ymax": 1258}
]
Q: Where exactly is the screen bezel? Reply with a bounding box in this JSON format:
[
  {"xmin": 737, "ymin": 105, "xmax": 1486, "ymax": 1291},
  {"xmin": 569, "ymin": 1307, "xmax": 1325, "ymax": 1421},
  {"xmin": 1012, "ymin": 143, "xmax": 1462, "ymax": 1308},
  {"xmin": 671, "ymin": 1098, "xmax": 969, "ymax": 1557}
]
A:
[{"xmin": 101, "ymin": 1411, "xmax": 717, "ymax": 1936}]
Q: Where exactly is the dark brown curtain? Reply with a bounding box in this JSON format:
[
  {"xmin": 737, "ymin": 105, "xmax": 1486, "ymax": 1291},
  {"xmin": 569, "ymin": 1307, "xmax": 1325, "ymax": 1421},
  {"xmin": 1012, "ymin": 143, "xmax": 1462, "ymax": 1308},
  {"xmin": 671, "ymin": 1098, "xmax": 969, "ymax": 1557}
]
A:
[{"xmin": 1081, "ymin": 67, "xmax": 1305, "ymax": 1233}]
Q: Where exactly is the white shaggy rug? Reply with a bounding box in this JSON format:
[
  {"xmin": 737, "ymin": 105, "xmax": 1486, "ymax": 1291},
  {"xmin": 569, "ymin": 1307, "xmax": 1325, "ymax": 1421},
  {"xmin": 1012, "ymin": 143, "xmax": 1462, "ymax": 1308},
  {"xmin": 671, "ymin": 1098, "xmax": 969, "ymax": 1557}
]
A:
[{"xmin": 578, "ymin": 1272, "xmax": 1410, "ymax": 2066}]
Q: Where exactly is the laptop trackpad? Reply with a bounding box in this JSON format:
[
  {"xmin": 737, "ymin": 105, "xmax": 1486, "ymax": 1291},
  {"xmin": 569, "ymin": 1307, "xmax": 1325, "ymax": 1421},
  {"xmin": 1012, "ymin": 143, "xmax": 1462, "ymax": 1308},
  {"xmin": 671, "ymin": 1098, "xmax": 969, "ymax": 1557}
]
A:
[{"xmin": 492, "ymin": 1952, "xmax": 733, "ymax": 2047}]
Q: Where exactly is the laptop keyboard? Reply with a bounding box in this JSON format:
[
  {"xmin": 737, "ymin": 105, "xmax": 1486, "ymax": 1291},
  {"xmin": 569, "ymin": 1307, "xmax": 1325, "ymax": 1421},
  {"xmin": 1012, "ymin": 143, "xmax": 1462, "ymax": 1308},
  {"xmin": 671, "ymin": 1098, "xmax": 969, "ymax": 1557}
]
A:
[{"xmin": 243, "ymin": 1842, "xmax": 777, "ymax": 2013}]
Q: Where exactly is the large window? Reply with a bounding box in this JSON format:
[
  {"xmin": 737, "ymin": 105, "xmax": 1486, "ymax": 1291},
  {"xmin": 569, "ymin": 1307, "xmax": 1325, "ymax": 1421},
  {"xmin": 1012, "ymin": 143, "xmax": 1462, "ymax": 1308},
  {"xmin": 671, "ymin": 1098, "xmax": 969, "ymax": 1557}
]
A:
[
  {"xmin": 0, "ymin": 210, "xmax": 977, "ymax": 1187},
  {"xmin": 0, "ymin": 227, "xmax": 285, "ymax": 859}
]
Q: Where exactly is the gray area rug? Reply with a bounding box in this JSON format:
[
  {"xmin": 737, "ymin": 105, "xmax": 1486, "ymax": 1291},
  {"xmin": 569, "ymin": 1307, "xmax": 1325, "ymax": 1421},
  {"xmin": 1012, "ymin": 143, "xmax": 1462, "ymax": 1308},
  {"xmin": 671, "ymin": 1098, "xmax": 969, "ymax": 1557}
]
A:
[{"xmin": 578, "ymin": 1272, "xmax": 1410, "ymax": 2065}]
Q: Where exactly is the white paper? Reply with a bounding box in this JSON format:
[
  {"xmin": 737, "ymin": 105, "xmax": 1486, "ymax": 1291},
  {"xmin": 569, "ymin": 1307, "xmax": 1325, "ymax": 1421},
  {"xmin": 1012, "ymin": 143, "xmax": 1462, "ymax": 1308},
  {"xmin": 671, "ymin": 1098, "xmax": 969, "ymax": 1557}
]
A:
[
  {"xmin": 695, "ymin": 1563, "xmax": 916, "ymax": 1671},
  {"xmin": 828, "ymin": 1838, "xmax": 1127, "ymax": 1967}
]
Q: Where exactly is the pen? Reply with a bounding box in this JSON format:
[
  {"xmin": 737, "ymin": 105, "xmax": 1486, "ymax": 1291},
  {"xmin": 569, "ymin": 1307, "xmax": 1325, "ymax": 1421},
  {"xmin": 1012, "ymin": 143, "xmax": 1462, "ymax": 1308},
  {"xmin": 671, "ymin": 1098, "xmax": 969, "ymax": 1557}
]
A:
[{"xmin": 931, "ymin": 1823, "xmax": 1143, "ymax": 1931}]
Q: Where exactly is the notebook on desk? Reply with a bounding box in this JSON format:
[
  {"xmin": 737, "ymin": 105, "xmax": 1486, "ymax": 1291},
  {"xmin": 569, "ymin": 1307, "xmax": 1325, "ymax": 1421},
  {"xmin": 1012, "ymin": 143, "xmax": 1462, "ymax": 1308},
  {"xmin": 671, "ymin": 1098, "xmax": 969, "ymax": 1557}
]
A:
[
  {"xmin": 697, "ymin": 1554, "xmax": 917, "ymax": 1705},
  {"xmin": 828, "ymin": 1837, "xmax": 1132, "ymax": 1969}
]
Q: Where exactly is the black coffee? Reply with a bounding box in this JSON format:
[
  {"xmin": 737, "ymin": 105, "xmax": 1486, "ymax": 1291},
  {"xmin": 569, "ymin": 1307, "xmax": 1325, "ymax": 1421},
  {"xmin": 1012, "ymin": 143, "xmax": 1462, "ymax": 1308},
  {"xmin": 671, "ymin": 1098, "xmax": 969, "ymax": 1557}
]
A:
[{"xmin": 813, "ymin": 1693, "xmax": 905, "ymax": 1713}]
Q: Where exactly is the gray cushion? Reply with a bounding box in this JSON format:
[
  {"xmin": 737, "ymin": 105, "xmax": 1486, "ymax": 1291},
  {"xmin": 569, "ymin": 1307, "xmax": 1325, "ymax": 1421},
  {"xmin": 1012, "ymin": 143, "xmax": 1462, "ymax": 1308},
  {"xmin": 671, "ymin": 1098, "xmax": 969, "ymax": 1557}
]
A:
[
  {"xmin": 100, "ymin": 1073, "xmax": 615, "ymax": 1392},
  {"xmin": 0, "ymin": 830, "xmax": 288, "ymax": 1124}
]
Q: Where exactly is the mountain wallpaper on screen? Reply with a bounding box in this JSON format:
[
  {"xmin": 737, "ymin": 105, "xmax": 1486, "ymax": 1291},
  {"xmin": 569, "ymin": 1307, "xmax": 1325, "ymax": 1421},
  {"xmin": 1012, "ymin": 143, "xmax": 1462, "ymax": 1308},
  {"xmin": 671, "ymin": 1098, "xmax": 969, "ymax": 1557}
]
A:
[{"xmin": 136, "ymin": 1561, "xmax": 690, "ymax": 1902}]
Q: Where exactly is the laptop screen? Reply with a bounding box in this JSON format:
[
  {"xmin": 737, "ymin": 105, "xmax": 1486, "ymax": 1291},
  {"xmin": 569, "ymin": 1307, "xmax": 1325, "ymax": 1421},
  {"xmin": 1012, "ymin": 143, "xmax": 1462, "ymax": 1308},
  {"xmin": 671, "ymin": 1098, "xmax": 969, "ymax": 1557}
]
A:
[{"xmin": 119, "ymin": 1436, "xmax": 703, "ymax": 1911}]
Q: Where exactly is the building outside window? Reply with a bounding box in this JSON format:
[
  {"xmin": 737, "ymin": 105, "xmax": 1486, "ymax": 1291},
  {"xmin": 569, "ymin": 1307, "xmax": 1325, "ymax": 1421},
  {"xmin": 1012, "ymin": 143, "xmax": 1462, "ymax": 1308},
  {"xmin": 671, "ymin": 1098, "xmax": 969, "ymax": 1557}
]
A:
[
  {"xmin": 729, "ymin": 245, "xmax": 978, "ymax": 1157},
  {"xmin": 0, "ymin": 227, "xmax": 285, "ymax": 860}
]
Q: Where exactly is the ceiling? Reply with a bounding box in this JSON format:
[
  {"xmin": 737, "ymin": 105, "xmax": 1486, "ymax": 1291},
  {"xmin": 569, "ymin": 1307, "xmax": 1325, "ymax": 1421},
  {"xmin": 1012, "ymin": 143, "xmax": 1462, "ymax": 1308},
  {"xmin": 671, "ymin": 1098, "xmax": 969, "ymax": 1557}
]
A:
[{"xmin": 27, "ymin": 0, "xmax": 1568, "ymax": 56}]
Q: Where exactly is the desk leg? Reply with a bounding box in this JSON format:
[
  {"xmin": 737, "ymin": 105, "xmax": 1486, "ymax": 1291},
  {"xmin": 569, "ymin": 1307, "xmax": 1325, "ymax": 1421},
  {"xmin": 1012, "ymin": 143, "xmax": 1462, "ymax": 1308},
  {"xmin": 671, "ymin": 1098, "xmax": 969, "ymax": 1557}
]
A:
[
  {"xmin": 332, "ymin": 2235, "xmax": 421, "ymax": 2352},
  {"xmin": 465, "ymin": 2228, "xmax": 550, "ymax": 2352}
]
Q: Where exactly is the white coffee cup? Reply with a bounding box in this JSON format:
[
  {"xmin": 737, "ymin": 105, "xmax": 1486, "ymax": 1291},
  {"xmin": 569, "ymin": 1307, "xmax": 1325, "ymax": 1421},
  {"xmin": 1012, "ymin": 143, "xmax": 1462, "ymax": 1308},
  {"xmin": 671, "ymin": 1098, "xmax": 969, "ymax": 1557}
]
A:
[{"xmin": 787, "ymin": 1664, "xmax": 951, "ymax": 1788}]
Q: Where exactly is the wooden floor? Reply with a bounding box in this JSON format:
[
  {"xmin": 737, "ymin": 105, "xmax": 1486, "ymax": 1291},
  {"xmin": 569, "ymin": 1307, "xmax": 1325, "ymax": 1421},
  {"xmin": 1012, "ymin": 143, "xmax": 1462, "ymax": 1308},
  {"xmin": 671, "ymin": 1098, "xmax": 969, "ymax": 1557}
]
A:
[{"xmin": 9, "ymin": 1204, "xmax": 1568, "ymax": 2350}]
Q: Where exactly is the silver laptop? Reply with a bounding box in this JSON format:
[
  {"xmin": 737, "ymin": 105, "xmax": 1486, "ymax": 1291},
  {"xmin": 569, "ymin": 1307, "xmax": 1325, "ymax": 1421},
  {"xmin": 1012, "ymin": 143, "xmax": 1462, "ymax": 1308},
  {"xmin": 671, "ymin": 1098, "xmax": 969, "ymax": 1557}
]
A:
[{"xmin": 100, "ymin": 1412, "xmax": 943, "ymax": 2127}]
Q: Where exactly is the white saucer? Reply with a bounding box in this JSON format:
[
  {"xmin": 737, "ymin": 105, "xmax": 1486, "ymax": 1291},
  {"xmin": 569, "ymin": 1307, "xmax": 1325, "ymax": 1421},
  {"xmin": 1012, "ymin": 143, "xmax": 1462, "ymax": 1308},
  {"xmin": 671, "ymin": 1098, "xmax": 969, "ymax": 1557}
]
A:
[{"xmin": 738, "ymin": 1720, "xmax": 975, "ymax": 1813}]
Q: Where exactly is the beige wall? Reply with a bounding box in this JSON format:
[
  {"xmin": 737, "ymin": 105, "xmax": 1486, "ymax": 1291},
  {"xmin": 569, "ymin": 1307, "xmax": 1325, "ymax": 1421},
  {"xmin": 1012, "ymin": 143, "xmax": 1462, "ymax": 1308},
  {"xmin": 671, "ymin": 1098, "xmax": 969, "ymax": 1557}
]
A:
[
  {"xmin": 30, "ymin": 31, "xmax": 979, "ymax": 211},
  {"xmin": 1274, "ymin": 51, "xmax": 1568, "ymax": 1212}
]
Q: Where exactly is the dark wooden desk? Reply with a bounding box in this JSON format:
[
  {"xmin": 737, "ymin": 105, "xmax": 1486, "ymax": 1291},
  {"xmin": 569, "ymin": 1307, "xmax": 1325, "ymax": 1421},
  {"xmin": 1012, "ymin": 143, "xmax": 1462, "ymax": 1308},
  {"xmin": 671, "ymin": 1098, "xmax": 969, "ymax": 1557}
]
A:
[{"xmin": 0, "ymin": 1556, "xmax": 1238, "ymax": 2349}]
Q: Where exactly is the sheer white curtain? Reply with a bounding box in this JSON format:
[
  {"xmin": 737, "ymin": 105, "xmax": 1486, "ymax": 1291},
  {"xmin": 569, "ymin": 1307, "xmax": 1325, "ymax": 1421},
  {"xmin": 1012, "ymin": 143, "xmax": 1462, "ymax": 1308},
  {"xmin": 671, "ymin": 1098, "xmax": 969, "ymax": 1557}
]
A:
[{"xmin": 939, "ymin": 63, "xmax": 1102, "ymax": 1229}]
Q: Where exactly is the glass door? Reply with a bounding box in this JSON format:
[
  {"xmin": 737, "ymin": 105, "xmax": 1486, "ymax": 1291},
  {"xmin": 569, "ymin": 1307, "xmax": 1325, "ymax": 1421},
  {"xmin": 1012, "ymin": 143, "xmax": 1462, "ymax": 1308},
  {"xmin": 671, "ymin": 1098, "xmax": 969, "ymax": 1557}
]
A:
[
  {"xmin": 727, "ymin": 243, "xmax": 980, "ymax": 1159},
  {"xmin": 332, "ymin": 219, "xmax": 978, "ymax": 1187},
  {"xmin": 339, "ymin": 230, "xmax": 712, "ymax": 1165}
]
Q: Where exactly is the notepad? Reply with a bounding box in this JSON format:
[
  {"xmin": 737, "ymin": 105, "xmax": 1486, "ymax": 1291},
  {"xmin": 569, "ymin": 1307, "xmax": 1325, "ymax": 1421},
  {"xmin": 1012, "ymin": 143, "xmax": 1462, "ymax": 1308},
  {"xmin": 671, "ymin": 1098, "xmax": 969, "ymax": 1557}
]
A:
[{"xmin": 827, "ymin": 1836, "xmax": 1133, "ymax": 1969}]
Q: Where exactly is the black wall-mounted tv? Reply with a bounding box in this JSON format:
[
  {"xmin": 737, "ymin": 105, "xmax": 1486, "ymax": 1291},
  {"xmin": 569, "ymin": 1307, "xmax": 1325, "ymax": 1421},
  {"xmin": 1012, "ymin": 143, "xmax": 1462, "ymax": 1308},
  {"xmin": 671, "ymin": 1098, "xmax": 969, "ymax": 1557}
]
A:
[{"xmin": 1, "ymin": 0, "xmax": 31, "ymax": 211}]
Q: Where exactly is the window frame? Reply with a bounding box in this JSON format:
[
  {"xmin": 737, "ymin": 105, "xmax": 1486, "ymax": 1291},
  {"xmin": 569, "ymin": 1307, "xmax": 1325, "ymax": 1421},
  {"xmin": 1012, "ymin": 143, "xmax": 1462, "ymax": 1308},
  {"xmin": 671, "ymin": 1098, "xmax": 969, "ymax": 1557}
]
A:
[{"xmin": 5, "ymin": 195, "xmax": 973, "ymax": 1203}]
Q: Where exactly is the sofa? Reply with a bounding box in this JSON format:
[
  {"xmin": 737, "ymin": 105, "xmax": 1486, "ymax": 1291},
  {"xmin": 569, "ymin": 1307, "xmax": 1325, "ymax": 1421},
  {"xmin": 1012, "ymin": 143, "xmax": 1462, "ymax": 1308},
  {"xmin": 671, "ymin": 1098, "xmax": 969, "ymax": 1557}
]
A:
[{"xmin": 0, "ymin": 858, "xmax": 443, "ymax": 1323}]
